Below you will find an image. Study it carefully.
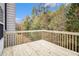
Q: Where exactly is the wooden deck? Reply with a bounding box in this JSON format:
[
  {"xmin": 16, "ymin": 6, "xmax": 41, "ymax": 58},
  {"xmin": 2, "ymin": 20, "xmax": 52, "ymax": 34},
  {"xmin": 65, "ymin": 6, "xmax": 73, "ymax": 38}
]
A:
[{"xmin": 2, "ymin": 40, "xmax": 79, "ymax": 56}]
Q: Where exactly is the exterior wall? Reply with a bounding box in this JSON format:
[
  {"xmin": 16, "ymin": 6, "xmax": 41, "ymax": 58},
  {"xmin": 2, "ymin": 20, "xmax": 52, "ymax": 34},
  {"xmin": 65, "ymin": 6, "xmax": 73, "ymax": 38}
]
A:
[
  {"xmin": 6, "ymin": 3, "xmax": 16, "ymax": 31},
  {"xmin": 0, "ymin": 3, "xmax": 5, "ymax": 55}
]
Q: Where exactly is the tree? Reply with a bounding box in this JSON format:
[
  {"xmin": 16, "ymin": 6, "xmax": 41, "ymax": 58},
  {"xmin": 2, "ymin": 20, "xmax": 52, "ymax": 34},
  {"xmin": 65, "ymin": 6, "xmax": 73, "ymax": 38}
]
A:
[
  {"xmin": 40, "ymin": 13, "xmax": 50, "ymax": 29},
  {"xmin": 30, "ymin": 16, "xmax": 41, "ymax": 30},
  {"xmin": 48, "ymin": 4, "xmax": 66, "ymax": 31},
  {"xmin": 65, "ymin": 3, "xmax": 79, "ymax": 32},
  {"xmin": 32, "ymin": 7, "xmax": 36, "ymax": 16},
  {"xmin": 23, "ymin": 16, "xmax": 30, "ymax": 30}
]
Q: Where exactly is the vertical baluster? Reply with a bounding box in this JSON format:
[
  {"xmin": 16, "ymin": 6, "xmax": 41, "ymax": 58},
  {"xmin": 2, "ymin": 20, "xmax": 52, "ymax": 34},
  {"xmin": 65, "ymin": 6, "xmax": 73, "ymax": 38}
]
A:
[
  {"xmin": 67, "ymin": 34, "xmax": 69, "ymax": 49},
  {"xmin": 7, "ymin": 34, "xmax": 8, "ymax": 47},
  {"xmin": 78, "ymin": 36, "xmax": 79, "ymax": 52},
  {"xmin": 45, "ymin": 32, "xmax": 46, "ymax": 40},
  {"xmin": 19, "ymin": 33, "xmax": 20, "ymax": 44},
  {"xmin": 20, "ymin": 33, "xmax": 22, "ymax": 44},
  {"xmin": 6, "ymin": 34, "xmax": 8, "ymax": 47},
  {"xmin": 19, "ymin": 33, "xmax": 21, "ymax": 44},
  {"xmin": 61, "ymin": 34, "xmax": 63, "ymax": 47},
  {"xmin": 23, "ymin": 32, "xmax": 24, "ymax": 43},
  {"xmin": 10, "ymin": 33, "xmax": 11, "ymax": 46},
  {"xmin": 58, "ymin": 33, "xmax": 60, "ymax": 45},
  {"xmin": 70, "ymin": 35, "xmax": 72, "ymax": 50},
  {"xmin": 58, "ymin": 33, "xmax": 60, "ymax": 46},
  {"xmin": 8, "ymin": 34, "xmax": 11, "ymax": 47},
  {"xmin": 59, "ymin": 34, "xmax": 61, "ymax": 46},
  {"xmin": 41, "ymin": 32, "xmax": 42, "ymax": 39},
  {"xmin": 68, "ymin": 35, "xmax": 70, "ymax": 49},
  {"xmin": 14, "ymin": 33, "xmax": 17, "ymax": 45},
  {"xmin": 49, "ymin": 32, "xmax": 51, "ymax": 42},
  {"xmin": 49, "ymin": 32, "xmax": 50, "ymax": 42},
  {"xmin": 18, "ymin": 33, "xmax": 21, "ymax": 44},
  {"xmin": 63, "ymin": 34, "xmax": 65, "ymax": 48},
  {"xmin": 57, "ymin": 33, "xmax": 59, "ymax": 45},
  {"xmin": 22, "ymin": 32, "xmax": 23, "ymax": 44},
  {"xmin": 4, "ymin": 33, "xmax": 5, "ymax": 48},
  {"xmin": 69, "ymin": 35, "xmax": 71, "ymax": 50},
  {"xmin": 14, "ymin": 33, "xmax": 15, "ymax": 46},
  {"xmin": 12, "ymin": 33, "xmax": 13, "ymax": 46},
  {"xmin": 55, "ymin": 33, "xmax": 57, "ymax": 44},
  {"xmin": 63, "ymin": 34, "xmax": 64, "ymax": 47},
  {"xmin": 56, "ymin": 33, "xmax": 58, "ymax": 45},
  {"xmin": 71, "ymin": 35, "xmax": 74, "ymax": 51},
  {"xmin": 75, "ymin": 36, "xmax": 77, "ymax": 52},
  {"xmin": 16, "ymin": 33, "xmax": 17, "ymax": 45},
  {"xmin": 47, "ymin": 32, "xmax": 48, "ymax": 41},
  {"xmin": 46, "ymin": 32, "xmax": 48, "ymax": 41},
  {"xmin": 7, "ymin": 33, "xmax": 9, "ymax": 47},
  {"xmin": 54, "ymin": 33, "xmax": 57, "ymax": 44},
  {"xmin": 18, "ymin": 33, "xmax": 19, "ymax": 44},
  {"xmin": 54, "ymin": 33, "xmax": 56, "ymax": 44},
  {"xmin": 8, "ymin": 33, "xmax": 9, "ymax": 47},
  {"xmin": 52, "ymin": 33, "xmax": 54, "ymax": 43},
  {"xmin": 42, "ymin": 32, "xmax": 43, "ymax": 39},
  {"xmin": 16, "ymin": 33, "xmax": 18, "ymax": 45},
  {"xmin": 4, "ymin": 33, "xmax": 6, "ymax": 47},
  {"xmin": 65, "ymin": 34, "xmax": 67, "ymax": 48},
  {"xmin": 60, "ymin": 34, "xmax": 62, "ymax": 46},
  {"xmin": 18, "ymin": 33, "xmax": 19, "ymax": 45},
  {"xmin": 64, "ymin": 34, "xmax": 66, "ymax": 48},
  {"xmin": 14, "ymin": 33, "xmax": 16, "ymax": 45},
  {"xmin": 77, "ymin": 36, "xmax": 79, "ymax": 52},
  {"xmin": 63, "ymin": 34, "xmax": 65, "ymax": 47}
]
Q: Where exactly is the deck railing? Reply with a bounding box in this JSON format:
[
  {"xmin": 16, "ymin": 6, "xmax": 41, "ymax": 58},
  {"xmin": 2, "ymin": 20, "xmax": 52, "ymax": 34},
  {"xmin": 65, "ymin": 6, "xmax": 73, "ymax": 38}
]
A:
[{"xmin": 4, "ymin": 30, "xmax": 79, "ymax": 52}]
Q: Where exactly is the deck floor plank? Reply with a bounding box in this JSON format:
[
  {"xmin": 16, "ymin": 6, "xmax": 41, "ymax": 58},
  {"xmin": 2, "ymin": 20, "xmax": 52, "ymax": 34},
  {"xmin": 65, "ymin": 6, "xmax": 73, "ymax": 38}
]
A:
[
  {"xmin": 2, "ymin": 40, "xmax": 79, "ymax": 56},
  {"xmin": 13, "ymin": 44, "xmax": 38, "ymax": 56},
  {"xmin": 37, "ymin": 40, "xmax": 78, "ymax": 56}
]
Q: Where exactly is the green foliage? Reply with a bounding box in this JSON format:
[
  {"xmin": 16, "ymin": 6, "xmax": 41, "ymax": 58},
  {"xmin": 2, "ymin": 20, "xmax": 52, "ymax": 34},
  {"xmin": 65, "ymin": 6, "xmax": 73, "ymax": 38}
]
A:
[
  {"xmin": 23, "ymin": 16, "xmax": 30, "ymax": 30},
  {"xmin": 48, "ymin": 4, "xmax": 66, "ymax": 31},
  {"xmin": 65, "ymin": 3, "xmax": 79, "ymax": 32},
  {"xmin": 30, "ymin": 16, "xmax": 41, "ymax": 30},
  {"xmin": 32, "ymin": 7, "xmax": 37, "ymax": 16}
]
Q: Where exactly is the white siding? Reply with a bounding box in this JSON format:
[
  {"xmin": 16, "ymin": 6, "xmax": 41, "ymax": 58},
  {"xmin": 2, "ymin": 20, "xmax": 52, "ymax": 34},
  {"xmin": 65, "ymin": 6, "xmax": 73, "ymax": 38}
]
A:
[{"xmin": 6, "ymin": 3, "xmax": 16, "ymax": 31}]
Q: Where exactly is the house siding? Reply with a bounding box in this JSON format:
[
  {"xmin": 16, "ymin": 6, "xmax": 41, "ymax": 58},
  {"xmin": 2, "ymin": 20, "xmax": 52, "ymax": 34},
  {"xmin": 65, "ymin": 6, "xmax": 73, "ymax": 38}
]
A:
[{"xmin": 6, "ymin": 3, "xmax": 16, "ymax": 31}]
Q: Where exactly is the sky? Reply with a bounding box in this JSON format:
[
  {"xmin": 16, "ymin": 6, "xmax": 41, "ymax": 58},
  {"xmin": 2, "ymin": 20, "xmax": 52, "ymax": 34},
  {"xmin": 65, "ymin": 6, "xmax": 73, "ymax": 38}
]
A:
[{"xmin": 16, "ymin": 3, "xmax": 63, "ymax": 23}]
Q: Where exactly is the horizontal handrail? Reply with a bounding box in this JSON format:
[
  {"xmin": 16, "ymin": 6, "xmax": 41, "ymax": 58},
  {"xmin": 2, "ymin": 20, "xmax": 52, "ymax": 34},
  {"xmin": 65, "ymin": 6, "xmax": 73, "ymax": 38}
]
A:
[
  {"xmin": 5, "ymin": 30, "xmax": 44, "ymax": 33},
  {"xmin": 5, "ymin": 30, "xmax": 79, "ymax": 36}
]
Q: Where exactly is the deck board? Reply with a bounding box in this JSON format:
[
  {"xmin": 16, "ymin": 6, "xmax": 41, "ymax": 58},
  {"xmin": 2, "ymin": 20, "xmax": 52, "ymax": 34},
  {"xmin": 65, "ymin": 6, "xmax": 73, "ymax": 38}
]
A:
[{"xmin": 2, "ymin": 40, "xmax": 79, "ymax": 56}]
